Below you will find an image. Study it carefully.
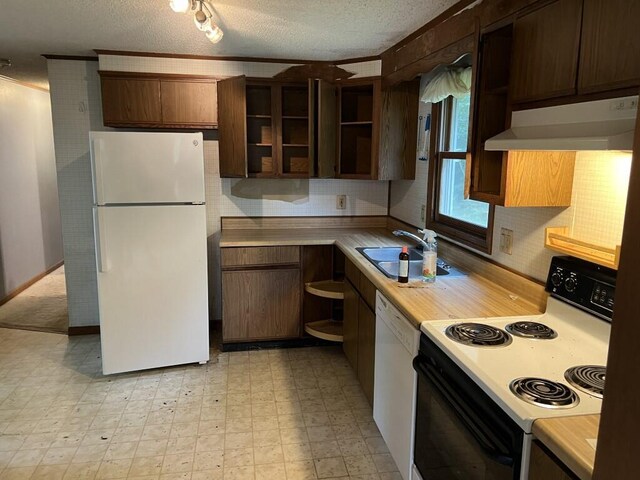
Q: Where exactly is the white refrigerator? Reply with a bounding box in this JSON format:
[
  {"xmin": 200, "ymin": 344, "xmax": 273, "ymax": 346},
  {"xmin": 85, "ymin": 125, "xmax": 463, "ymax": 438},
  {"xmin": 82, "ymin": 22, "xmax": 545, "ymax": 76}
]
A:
[{"xmin": 90, "ymin": 131, "xmax": 209, "ymax": 375}]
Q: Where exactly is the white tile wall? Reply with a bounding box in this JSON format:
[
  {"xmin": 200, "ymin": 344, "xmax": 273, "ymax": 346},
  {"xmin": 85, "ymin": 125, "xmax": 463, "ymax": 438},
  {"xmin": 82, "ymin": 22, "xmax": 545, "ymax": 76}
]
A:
[{"xmin": 47, "ymin": 59, "xmax": 111, "ymax": 327}]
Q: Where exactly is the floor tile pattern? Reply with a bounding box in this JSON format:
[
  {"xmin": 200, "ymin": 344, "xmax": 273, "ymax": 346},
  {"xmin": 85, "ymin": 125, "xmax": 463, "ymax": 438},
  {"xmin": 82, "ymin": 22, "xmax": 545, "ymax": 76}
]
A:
[{"xmin": 0, "ymin": 327, "xmax": 400, "ymax": 479}]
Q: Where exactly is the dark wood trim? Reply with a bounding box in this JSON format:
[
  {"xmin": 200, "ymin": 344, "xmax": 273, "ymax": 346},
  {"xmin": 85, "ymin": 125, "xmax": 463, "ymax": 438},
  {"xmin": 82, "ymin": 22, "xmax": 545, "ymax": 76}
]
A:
[
  {"xmin": 0, "ymin": 261, "xmax": 64, "ymax": 307},
  {"xmin": 94, "ymin": 49, "xmax": 380, "ymax": 66},
  {"xmin": 381, "ymin": 0, "xmax": 478, "ymax": 57},
  {"xmin": 95, "ymin": 49, "xmax": 315, "ymax": 64},
  {"xmin": 222, "ymin": 336, "xmax": 335, "ymax": 352},
  {"xmin": 68, "ymin": 325, "xmax": 100, "ymax": 336},
  {"xmin": 42, "ymin": 54, "xmax": 98, "ymax": 61},
  {"xmin": 98, "ymin": 70, "xmax": 220, "ymax": 81},
  {"xmin": 220, "ymin": 264, "xmax": 301, "ymax": 273},
  {"xmin": 103, "ymin": 122, "xmax": 217, "ymax": 130},
  {"xmin": 333, "ymin": 55, "xmax": 381, "ymax": 65},
  {"xmin": 512, "ymin": 86, "xmax": 640, "ymax": 110}
]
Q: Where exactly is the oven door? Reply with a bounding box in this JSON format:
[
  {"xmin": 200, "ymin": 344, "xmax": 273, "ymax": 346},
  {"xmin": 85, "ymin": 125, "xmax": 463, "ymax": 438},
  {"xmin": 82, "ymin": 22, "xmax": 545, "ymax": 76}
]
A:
[{"xmin": 413, "ymin": 336, "xmax": 523, "ymax": 480}]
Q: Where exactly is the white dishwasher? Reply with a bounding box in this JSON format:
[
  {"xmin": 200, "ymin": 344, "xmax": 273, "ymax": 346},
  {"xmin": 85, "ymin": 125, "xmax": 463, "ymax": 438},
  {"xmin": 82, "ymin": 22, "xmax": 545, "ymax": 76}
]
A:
[{"xmin": 374, "ymin": 291, "xmax": 420, "ymax": 480}]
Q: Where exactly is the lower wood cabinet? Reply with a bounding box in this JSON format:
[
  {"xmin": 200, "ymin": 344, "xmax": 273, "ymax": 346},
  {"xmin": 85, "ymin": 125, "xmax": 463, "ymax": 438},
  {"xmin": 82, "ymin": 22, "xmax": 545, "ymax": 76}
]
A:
[
  {"xmin": 221, "ymin": 246, "xmax": 301, "ymax": 343},
  {"xmin": 343, "ymin": 258, "xmax": 376, "ymax": 406},
  {"xmin": 357, "ymin": 297, "xmax": 376, "ymax": 405},
  {"xmin": 222, "ymin": 269, "xmax": 301, "ymax": 342}
]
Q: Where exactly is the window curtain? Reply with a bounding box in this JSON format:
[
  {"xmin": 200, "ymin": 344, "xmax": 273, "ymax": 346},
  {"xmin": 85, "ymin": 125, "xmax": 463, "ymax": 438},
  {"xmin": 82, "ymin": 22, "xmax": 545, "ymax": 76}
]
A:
[{"xmin": 420, "ymin": 67, "xmax": 473, "ymax": 104}]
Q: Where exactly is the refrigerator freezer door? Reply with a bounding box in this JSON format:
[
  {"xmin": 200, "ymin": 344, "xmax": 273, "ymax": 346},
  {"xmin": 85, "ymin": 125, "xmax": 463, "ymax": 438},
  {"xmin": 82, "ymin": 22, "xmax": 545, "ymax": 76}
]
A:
[
  {"xmin": 94, "ymin": 204, "xmax": 209, "ymax": 374},
  {"xmin": 91, "ymin": 131, "xmax": 205, "ymax": 205}
]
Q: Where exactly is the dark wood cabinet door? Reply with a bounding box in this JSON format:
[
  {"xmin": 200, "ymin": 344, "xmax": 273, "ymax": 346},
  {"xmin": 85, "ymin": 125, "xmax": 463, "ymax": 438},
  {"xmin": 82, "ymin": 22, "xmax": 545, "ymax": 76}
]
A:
[
  {"xmin": 160, "ymin": 80, "xmax": 217, "ymax": 127},
  {"xmin": 222, "ymin": 269, "xmax": 301, "ymax": 342},
  {"xmin": 101, "ymin": 77, "xmax": 162, "ymax": 126},
  {"xmin": 357, "ymin": 298, "xmax": 376, "ymax": 406},
  {"xmin": 217, "ymin": 76, "xmax": 248, "ymax": 177},
  {"xmin": 510, "ymin": 0, "xmax": 583, "ymax": 103},
  {"xmin": 378, "ymin": 78, "xmax": 419, "ymax": 180},
  {"xmin": 343, "ymin": 279, "xmax": 359, "ymax": 372},
  {"xmin": 578, "ymin": 0, "xmax": 640, "ymax": 94},
  {"xmin": 317, "ymin": 79, "xmax": 338, "ymax": 178}
]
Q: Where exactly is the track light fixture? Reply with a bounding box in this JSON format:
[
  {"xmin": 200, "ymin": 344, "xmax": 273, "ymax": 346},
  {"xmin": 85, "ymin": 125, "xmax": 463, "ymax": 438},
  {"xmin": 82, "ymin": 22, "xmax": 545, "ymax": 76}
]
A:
[{"xmin": 169, "ymin": 0, "xmax": 224, "ymax": 44}]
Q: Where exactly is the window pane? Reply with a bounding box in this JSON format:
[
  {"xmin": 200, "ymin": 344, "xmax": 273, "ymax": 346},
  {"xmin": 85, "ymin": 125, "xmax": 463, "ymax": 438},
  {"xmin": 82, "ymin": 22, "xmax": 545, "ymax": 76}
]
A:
[
  {"xmin": 438, "ymin": 157, "xmax": 489, "ymax": 228},
  {"xmin": 449, "ymin": 94, "xmax": 470, "ymax": 152}
]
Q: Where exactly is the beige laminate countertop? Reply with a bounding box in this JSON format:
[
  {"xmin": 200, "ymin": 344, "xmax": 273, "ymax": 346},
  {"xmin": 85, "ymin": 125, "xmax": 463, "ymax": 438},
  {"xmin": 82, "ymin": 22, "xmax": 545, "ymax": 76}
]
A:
[
  {"xmin": 220, "ymin": 227, "xmax": 543, "ymax": 326},
  {"xmin": 533, "ymin": 415, "xmax": 600, "ymax": 479}
]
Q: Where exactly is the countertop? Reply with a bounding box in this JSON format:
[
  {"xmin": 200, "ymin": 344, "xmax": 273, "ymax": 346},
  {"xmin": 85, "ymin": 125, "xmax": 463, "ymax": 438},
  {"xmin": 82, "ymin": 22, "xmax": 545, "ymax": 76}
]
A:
[
  {"xmin": 220, "ymin": 227, "xmax": 544, "ymax": 326},
  {"xmin": 533, "ymin": 415, "xmax": 600, "ymax": 479}
]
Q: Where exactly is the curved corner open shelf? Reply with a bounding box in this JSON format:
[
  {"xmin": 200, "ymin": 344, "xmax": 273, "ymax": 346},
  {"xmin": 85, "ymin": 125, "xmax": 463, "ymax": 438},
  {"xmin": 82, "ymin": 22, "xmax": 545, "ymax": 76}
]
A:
[
  {"xmin": 304, "ymin": 280, "xmax": 345, "ymax": 300},
  {"xmin": 304, "ymin": 320, "xmax": 343, "ymax": 342}
]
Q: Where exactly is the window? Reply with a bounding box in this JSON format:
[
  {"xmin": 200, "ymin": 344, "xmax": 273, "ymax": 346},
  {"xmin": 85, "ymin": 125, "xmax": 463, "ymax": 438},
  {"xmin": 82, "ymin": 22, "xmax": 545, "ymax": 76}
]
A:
[{"xmin": 427, "ymin": 93, "xmax": 494, "ymax": 252}]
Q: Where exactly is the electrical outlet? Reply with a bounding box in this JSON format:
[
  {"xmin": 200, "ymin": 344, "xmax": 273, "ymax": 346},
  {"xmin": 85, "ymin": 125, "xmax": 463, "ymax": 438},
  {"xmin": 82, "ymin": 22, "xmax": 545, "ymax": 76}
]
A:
[
  {"xmin": 420, "ymin": 204, "xmax": 426, "ymax": 222},
  {"xmin": 336, "ymin": 195, "xmax": 346, "ymax": 210},
  {"xmin": 500, "ymin": 228, "xmax": 513, "ymax": 255}
]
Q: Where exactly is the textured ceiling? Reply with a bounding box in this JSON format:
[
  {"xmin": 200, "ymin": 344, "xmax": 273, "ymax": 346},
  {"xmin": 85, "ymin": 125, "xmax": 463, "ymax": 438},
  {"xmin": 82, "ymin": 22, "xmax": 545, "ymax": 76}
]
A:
[{"xmin": 0, "ymin": 0, "xmax": 459, "ymax": 89}]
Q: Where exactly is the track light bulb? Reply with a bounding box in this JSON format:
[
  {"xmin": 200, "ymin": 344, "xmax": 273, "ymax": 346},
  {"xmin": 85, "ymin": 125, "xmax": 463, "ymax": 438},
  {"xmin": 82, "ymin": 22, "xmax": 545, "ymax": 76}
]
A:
[
  {"xmin": 169, "ymin": 0, "xmax": 191, "ymax": 13},
  {"xmin": 205, "ymin": 24, "xmax": 224, "ymax": 43}
]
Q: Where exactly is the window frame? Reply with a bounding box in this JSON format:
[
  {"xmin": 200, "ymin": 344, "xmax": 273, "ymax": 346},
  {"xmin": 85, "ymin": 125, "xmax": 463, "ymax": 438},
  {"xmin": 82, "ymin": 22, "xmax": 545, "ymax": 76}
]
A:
[{"xmin": 426, "ymin": 96, "xmax": 495, "ymax": 253}]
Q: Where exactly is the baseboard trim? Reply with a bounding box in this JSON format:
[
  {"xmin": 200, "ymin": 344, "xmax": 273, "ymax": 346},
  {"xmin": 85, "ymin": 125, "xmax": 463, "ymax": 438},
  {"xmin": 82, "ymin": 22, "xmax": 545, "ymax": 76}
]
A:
[
  {"xmin": 68, "ymin": 319, "xmax": 220, "ymax": 336},
  {"xmin": 222, "ymin": 337, "xmax": 336, "ymax": 352},
  {"xmin": 0, "ymin": 260, "xmax": 64, "ymax": 307},
  {"xmin": 68, "ymin": 325, "xmax": 100, "ymax": 335}
]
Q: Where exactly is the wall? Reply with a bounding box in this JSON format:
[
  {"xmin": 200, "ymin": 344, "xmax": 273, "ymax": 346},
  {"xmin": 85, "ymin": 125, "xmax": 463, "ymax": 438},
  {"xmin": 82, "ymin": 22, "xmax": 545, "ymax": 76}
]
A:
[
  {"xmin": 0, "ymin": 76, "xmax": 63, "ymax": 300},
  {"xmin": 390, "ymin": 91, "xmax": 632, "ymax": 282},
  {"xmin": 48, "ymin": 56, "xmax": 388, "ymax": 326},
  {"xmin": 47, "ymin": 60, "xmax": 108, "ymax": 326}
]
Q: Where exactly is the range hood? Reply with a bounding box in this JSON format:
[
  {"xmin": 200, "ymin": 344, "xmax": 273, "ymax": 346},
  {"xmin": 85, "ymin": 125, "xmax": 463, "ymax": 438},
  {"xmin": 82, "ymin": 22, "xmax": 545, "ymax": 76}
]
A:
[{"xmin": 485, "ymin": 96, "xmax": 638, "ymax": 151}]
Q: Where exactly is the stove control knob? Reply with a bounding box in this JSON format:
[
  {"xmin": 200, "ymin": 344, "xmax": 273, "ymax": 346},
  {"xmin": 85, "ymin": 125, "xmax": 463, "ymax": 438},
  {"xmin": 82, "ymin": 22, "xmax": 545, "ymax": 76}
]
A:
[
  {"xmin": 565, "ymin": 277, "xmax": 577, "ymax": 292},
  {"xmin": 551, "ymin": 272, "xmax": 563, "ymax": 287}
]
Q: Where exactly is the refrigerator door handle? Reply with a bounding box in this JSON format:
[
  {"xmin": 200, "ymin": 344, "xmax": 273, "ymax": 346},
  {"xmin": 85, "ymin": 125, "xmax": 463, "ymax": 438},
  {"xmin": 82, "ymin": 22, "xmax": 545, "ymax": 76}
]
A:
[
  {"xmin": 94, "ymin": 208, "xmax": 110, "ymax": 273},
  {"xmin": 92, "ymin": 138, "xmax": 106, "ymax": 205}
]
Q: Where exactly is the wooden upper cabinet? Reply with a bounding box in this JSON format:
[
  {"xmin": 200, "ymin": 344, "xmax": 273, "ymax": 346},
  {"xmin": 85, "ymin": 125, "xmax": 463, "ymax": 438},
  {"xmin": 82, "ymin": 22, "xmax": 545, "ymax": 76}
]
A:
[
  {"xmin": 578, "ymin": 0, "xmax": 640, "ymax": 94},
  {"xmin": 509, "ymin": 0, "xmax": 583, "ymax": 104},
  {"xmin": 160, "ymin": 80, "xmax": 217, "ymax": 127},
  {"xmin": 99, "ymin": 71, "xmax": 217, "ymax": 129},
  {"xmin": 101, "ymin": 76, "xmax": 162, "ymax": 126},
  {"xmin": 337, "ymin": 77, "xmax": 419, "ymax": 180},
  {"xmin": 217, "ymin": 75, "xmax": 248, "ymax": 177},
  {"xmin": 217, "ymin": 77, "xmax": 314, "ymax": 178}
]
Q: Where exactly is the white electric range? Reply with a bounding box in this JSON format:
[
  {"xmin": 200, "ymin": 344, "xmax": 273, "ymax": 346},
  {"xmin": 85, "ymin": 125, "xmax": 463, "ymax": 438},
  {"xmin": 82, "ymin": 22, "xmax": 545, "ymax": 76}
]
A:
[{"xmin": 412, "ymin": 256, "xmax": 615, "ymax": 480}]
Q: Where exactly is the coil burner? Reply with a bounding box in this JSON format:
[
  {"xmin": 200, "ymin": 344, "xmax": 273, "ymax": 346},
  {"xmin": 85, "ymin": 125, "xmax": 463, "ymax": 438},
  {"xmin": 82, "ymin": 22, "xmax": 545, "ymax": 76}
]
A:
[
  {"xmin": 564, "ymin": 365, "xmax": 606, "ymax": 399},
  {"xmin": 445, "ymin": 323, "xmax": 512, "ymax": 347},
  {"xmin": 509, "ymin": 377, "xmax": 579, "ymax": 409},
  {"xmin": 505, "ymin": 321, "xmax": 558, "ymax": 340}
]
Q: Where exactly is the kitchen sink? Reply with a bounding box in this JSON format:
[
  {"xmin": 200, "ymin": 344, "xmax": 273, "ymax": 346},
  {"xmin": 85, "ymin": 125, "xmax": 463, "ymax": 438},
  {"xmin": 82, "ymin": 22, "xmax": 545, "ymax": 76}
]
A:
[{"xmin": 356, "ymin": 247, "xmax": 465, "ymax": 279}]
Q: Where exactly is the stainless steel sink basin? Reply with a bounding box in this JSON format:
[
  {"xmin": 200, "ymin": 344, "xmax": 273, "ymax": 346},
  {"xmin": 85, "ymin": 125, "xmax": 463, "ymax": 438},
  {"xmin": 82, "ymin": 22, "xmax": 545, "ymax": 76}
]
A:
[{"xmin": 356, "ymin": 247, "xmax": 465, "ymax": 280}]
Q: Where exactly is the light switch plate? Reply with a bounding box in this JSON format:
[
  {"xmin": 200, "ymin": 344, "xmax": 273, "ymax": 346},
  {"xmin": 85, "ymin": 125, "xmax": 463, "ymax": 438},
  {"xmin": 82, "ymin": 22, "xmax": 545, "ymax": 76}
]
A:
[
  {"xmin": 336, "ymin": 195, "xmax": 346, "ymax": 210},
  {"xmin": 500, "ymin": 228, "xmax": 513, "ymax": 255}
]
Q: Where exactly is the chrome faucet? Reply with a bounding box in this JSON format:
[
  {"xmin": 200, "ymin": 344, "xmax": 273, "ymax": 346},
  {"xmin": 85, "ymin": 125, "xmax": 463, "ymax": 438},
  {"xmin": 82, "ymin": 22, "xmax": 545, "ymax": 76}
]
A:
[{"xmin": 392, "ymin": 229, "xmax": 428, "ymax": 249}]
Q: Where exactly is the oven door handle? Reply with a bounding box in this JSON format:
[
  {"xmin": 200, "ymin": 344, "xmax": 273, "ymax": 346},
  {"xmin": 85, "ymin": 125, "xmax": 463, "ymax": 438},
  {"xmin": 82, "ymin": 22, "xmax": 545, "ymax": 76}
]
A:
[{"xmin": 413, "ymin": 357, "xmax": 515, "ymax": 467}]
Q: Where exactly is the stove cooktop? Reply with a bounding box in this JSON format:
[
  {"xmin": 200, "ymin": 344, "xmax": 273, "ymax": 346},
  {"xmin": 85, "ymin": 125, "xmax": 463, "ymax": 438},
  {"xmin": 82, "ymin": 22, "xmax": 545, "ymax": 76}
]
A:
[{"xmin": 420, "ymin": 296, "xmax": 611, "ymax": 432}]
